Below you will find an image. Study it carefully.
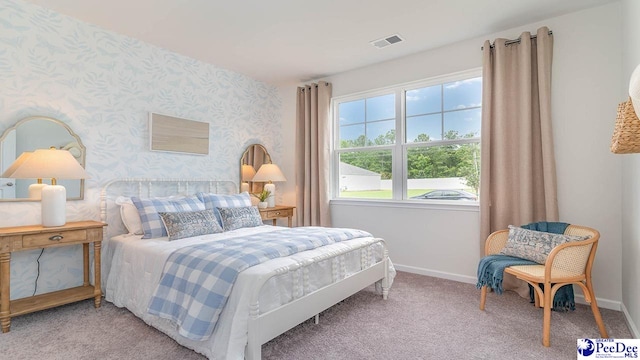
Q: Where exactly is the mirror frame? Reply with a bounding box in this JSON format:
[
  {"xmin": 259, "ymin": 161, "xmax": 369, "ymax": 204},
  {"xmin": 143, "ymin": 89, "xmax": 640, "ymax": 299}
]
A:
[
  {"xmin": 0, "ymin": 116, "xmax": 86, "ymax": 202},
  {"xmin": 240, "ymin": 144, "xmax": 271, "ymax": 193}
]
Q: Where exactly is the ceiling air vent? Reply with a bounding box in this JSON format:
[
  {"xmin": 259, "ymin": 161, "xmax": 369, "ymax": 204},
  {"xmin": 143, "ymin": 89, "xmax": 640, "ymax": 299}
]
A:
[{"xmin": 370, "ymin": 34, "xmax": 404, "ymax": 49}]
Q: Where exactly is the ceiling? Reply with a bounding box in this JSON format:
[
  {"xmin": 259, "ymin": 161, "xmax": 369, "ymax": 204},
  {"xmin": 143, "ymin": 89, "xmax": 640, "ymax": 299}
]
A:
[{"xmin": 25, "ymin": 0, "xmax": 617, "ymax": 86}]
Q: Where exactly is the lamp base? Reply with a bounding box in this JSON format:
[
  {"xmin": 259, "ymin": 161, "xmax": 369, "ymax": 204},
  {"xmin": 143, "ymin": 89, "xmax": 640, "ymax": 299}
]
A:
[
  {"xmin": 264, "ymin": 183, "xmax": 276, "ymax": 208},
  {"xmin": 42, "ymin": 185, "xmax": 66, "ymax": 227},
  {"xmin": 28, "ymin": 183, "xmax": 47, "ymax": 200}
]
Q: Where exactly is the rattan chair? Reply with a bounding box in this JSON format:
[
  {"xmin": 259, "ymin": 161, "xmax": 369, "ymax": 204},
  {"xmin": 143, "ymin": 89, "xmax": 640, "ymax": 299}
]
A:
[{"xmin": 479, "ymin": 225, "xmax": 608, "ymax": 347}]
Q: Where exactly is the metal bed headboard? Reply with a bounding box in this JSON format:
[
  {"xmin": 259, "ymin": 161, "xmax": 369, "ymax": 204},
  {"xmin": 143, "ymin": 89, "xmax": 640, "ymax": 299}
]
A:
[{"xmin": 100, "ymin": 178, "xmax": 237, "ymax": 241}]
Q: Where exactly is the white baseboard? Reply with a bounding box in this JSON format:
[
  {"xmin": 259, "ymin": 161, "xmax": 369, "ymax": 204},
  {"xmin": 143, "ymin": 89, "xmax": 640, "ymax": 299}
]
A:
[
  {"xmin": 621, "ymin": 302, "xmax": 640, "ymax": 338},
  {"xmin": 574, "ymin": 294, "xmax": 620, "ymax": 311},
  {"xmin": 395, "ymin": 263, "xmax": 622, "ymax": 311},
  {"xmin": 394, "ymin": 264, "xmax": 477, "ymax": 285}
]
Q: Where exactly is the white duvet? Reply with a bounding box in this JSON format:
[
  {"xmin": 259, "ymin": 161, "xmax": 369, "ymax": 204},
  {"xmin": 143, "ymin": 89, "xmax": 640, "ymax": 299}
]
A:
[{"xmin": 104, "ymin": 225, "xmax": 395, "ymax": 360}]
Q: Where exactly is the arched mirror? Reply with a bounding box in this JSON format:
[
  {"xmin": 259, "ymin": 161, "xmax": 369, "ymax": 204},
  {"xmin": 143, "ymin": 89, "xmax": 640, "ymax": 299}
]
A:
[
  {"xmin": 240, "ymin": 144, "xmax": 271, "ymax": 193},
  {"xmin": 0, "ymin": 116, "xmax": 86, "ymax": 201}
]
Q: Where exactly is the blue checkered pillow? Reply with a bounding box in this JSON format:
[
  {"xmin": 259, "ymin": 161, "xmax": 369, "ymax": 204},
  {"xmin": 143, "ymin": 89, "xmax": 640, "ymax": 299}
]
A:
[
  {"xmin": 131, "ymin": 196, "xmax": 205, "ymax": 239},
  {"xmin": 196, "ymin": 192, "xmax": 252, "ymax": 226}
]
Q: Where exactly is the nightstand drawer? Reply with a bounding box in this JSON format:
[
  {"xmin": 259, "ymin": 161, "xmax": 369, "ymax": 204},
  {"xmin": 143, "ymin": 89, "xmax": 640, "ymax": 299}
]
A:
[
  {"xmin": 22, "ymin": 229, "xmax": 87, "ymax": 248},
  {"xmin": 263, "ymin": 209, "xmax": 293, "ymax": 219}
]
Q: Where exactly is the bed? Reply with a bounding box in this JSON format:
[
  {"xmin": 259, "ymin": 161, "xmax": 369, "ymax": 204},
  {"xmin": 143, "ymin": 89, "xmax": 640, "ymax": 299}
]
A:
[{"xmin": 100, "ymin": 179, "xmax": 394, "ymax": 360}]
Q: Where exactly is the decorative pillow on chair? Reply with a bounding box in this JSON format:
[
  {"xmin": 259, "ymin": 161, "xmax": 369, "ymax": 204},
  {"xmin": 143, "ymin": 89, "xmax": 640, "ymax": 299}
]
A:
[
  {"xmin": 158, "ymin": 209, "xmax": 223, "ymax": 241},
  {"xmin": 196, "ymin": 192, "xmax": 252, "ymax": 226},
  {"xmin": 500, "ymin": 225, "xmax": 590, "ymax": 264},
  {"xmin": 217, "ymin": 206, "xmax": 263, "ymax": 231},
  {"xmin": 131, "ymin": 196, "xmax": 205, "ymax": 239}
]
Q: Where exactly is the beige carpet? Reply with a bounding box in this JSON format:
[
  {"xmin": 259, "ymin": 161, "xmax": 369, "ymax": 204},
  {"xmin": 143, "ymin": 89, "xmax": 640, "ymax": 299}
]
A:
[{"xmin": 1, "ymin": 272, "xmax": 632, "ymax": 359}]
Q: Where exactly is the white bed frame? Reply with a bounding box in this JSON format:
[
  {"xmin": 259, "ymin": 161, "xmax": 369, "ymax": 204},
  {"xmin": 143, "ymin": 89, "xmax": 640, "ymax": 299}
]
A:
[{"xmin": 100, "ymin": 178, "xmax": 390, "ymax": 360}]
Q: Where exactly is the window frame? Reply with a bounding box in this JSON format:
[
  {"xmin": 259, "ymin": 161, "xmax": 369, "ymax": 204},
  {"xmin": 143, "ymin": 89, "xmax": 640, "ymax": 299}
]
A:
[{"xmin": 331, "ymin": 68, "xmax": 482, "ymax": 206}]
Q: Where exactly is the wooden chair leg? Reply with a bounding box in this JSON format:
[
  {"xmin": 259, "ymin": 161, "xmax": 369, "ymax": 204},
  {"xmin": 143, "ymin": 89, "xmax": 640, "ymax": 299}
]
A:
[
  {"xmin": 480, "ymin": 286, "xmax": 487, "ymax": 310},
  {"xmin": 587, "ymin": 287, "xmax": 609, "ymax": 338},
  {"xmin": 533, "ymin": 287, "xmax": 541, "ymax": 308},
  {"xmin": 542, "ymin": 283, "xmax": 552, "ymax": 347}
]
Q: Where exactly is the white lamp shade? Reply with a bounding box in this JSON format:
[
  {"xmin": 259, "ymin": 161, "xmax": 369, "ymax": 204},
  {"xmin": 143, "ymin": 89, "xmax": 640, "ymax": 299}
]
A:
[
  {"xmin": 252, "ymin": 163, "xmax": 286, "ymax": 183},
  {"xmin": 241, "ymin": 164, "xmax": 256, "ymax": 181},
  {"xmin": 630, "ymin": 63, "xmax": 640, "ymax": 119},
  {"xmin": 1, "ymin": 152, "xmax": 33, "ymax": 178},
  {"xmin": 10, "ymin": 148, "xmax": 88, "ymax": 180}
]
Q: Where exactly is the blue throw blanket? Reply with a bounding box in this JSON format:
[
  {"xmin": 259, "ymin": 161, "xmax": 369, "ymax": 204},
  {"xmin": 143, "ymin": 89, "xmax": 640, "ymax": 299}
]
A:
[
  {"xmin": 148, "ymin": 227, "xmax": 372, "ymax": 341},
  {"xmin": 521, "ymin": 221, "xmax": 569, "ymax": 234},
  {"xmin": 476, "ymin": 254, "xmax": 538, "ymax": 294},
  {"xmin": 477, "ymin": 221, "xmax": 575, "ymax": 311}
]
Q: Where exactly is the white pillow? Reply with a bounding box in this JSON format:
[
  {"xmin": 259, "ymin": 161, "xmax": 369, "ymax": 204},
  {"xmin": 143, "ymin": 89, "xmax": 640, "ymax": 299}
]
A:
[{"xmin": 116, "ymin": 196, "xmax": 143, "ymax": 235}]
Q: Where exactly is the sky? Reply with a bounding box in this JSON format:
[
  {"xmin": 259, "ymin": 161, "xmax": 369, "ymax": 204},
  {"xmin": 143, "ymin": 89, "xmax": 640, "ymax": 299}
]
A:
[{"xmin": 339, "ymin": 76, "xmax": 482, "ymax": 145}]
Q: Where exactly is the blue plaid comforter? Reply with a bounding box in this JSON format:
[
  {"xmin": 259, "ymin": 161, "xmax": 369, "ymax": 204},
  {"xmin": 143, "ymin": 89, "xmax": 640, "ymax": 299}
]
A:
[{"xmin": 147, "ymin": 226, "xmax": 372, "ymax": 341}]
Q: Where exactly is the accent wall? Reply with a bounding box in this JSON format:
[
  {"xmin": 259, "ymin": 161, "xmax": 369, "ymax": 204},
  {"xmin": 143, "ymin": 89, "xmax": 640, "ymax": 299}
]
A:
[{"xmin": 0, "ymin": 0, "xmax": 283, "ymax": 299}]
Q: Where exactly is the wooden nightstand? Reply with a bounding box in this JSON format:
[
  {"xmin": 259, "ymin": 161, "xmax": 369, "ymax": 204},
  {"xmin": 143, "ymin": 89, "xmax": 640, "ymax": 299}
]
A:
[
  {"xmin": 0, "ymin": 220, "xmax": 106, "ymax": 333},
  {"xmin": 258, "ymin": 205, "xmax": 295, "ymax": 227}
]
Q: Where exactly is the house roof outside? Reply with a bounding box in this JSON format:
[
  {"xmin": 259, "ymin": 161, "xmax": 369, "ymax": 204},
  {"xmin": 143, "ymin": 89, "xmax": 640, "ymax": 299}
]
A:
[{"xmin": 339, "ymin": 162, "xmax": 380, "ymax": 177}]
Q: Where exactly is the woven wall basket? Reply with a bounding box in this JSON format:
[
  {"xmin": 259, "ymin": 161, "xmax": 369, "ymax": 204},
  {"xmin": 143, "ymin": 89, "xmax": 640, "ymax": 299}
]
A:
[{"xmin": 611, "ymin": 97, "xmax": 640, "ymax": 154}]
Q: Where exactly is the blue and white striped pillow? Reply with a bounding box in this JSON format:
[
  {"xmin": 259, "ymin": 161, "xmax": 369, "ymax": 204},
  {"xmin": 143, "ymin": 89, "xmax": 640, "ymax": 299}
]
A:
[
  {"xmin": 196, "ymin": 192, "xmax": 252, "ymax": 226},
  {"xmin": 131, "ymin": 196, "xmax": 205, "ymax": 239}
]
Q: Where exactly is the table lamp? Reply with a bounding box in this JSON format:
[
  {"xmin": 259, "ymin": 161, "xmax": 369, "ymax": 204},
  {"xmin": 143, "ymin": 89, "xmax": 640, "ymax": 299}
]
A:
[
  {"xmin": 9, "ymin": 147, "xmax": 89, "ymax": 227},
  {"xmin": 241, "ymin": 164, "xmax": 256, "ymax": 193},
  {"xmin": 252, "ymin": 163, "xmax": 286, "ymax": 208}
]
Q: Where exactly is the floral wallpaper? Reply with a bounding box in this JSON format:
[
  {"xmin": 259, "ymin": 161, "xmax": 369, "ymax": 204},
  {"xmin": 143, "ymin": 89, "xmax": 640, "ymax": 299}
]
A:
[{"xmin": 0, "ymin": 0, "xmax": 283, "ymax": 299}]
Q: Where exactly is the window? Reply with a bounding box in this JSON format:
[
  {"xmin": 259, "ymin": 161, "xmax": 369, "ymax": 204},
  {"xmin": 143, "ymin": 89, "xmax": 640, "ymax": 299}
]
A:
[
  {"xmin": 337, "ymin": 93, "xmax": 396, "ymax": 199},
  {"xmin": 333, "ymin": 69, "xmax": 482, "ymax": 202}
]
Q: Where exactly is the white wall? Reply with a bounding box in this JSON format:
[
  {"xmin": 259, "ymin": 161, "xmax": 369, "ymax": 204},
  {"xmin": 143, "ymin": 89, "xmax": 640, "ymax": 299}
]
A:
[
  {"xmin": 299, "ymin": 3, "xmax": 624, "ymax": 308},
  {"xmin": 332, "ymin": 202, "xmax": 480, "ymax": 283},
  {"xmin": 621, "ymin": 0, "xmax": 640, "ymax": 337}
]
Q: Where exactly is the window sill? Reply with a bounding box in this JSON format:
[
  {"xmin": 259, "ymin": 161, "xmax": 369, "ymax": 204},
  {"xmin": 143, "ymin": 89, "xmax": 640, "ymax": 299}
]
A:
[{"xmin": 330, "ymin": 198, "xmax": 479, "ymax": 212}]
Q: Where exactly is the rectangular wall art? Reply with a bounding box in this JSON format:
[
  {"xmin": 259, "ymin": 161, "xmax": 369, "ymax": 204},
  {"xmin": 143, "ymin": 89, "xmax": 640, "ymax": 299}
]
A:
[{"xmin": 149, "ymin": 113, "xmax": 209, "ymax": 155}]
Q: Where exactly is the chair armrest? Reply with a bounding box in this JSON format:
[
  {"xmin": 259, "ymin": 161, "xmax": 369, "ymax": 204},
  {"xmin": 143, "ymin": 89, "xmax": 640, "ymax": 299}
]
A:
[
  {"xmin": 545, "ymin": 237, "xmax": 597, "ymax": 278},
  {"xmin": 485, "ymin": 229, "xmax": 509, "ymax": 255}
]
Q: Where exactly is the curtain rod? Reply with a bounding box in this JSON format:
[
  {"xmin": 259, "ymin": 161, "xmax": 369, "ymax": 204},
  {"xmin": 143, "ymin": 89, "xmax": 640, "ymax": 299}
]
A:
[
  {"xmin": 300, "ymin": 82, "xmax": 330, "ymax": 90},
  {"xmin": 481, "ymin": 30, "xmax": 553, "ymax": 50}
]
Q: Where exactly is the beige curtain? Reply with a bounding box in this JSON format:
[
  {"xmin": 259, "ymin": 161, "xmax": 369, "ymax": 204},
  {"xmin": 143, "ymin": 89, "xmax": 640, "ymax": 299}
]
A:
[
  {"xmin": 296, "ymin": 81, "xmax": 332, "ymax": 226},
  {"xmin": 480, "ymin": 26, "xmax": 558, "ymax": 245}
]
